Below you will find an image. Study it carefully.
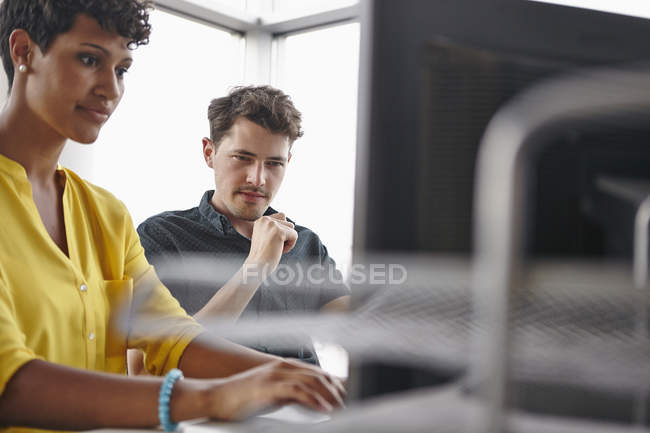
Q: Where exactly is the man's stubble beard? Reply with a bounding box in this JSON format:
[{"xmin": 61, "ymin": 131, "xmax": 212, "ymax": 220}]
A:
[{"xmin": 228, "ymin": 197, "xmax": 268, "ymax": 222}]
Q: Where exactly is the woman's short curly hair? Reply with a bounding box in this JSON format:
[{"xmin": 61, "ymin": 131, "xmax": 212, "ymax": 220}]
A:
[
  {"xmin": 0, "ymin": 0, "xmax": 153, "ymax": 89},
  {"xmin": 208, "ymin": 85, "xmax": 304, "ymax": 148}
]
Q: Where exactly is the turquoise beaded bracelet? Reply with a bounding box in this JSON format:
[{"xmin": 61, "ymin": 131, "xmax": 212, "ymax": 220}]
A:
[{"xmin": 158, "ymin": 368, "xmax": 184, "ymax": 432}]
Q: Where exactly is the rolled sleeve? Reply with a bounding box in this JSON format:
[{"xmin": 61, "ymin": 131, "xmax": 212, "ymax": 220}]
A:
[
  {"xmin": 124, "ymin": 221, "xmax": 204, "ymax": 375},
  {"xmin": 317, "ymin": 245, "xmax": 351, "ymax": 307}
]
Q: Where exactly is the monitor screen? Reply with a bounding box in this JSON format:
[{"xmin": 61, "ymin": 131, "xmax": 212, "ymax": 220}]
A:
[
  {"xmin": 351, "ymin": 0, "xmax": 650, "ymax": 408},
  {"xmin": 354, "ymin": 0, "xmax": 650, "ymax": 258}
]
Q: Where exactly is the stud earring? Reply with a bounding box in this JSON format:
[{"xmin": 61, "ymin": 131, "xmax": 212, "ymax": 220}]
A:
[{"xmin": 18, "ymin": 64, "xmax": 27, "ymax": 73}]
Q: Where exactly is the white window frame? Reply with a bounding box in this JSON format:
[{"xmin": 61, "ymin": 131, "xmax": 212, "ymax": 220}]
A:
[
  {"xmin": 154, "ymin": 0, "xmax": 360, "ymax": 83},
  {"xmin": 57, "ymin": 0, "xmax": 360, "ymax": 174}
]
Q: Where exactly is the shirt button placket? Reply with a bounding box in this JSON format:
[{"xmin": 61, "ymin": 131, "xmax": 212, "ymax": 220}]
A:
[{"xmin": 79, "ymin": 281, "xmax": 96, "ymax": 368}]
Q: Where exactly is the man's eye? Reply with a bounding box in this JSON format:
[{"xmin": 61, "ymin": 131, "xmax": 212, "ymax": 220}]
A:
[
  {"xmin": 234, "ymin": 155, "xmax": 250, "ymax": 161},
  {"xmin": 266, "ymin": 161, "xmax": 283, "ymax": 167},
  {"xmin": 79, "ymin": 54, "xmax": 98, "ymax": 66}
]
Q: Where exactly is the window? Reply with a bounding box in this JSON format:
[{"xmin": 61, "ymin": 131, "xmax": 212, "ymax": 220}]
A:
[
  {"xmin": 272, "ymin": 22, "xmax": 360, "ymax": 272},
  {"xmin": 61, "ymin": 9, "xmax": 245, "ymax": 224},
  {"xmin": 58, "ymin": 2, "xmax": 360, "ymax": 273},
  {"xmin": 272, "ymin": 0, "xmax": 358, "ymax": 16},
  {"xmin": 208, "ymin": 0, "xmax": 247, "ymax": 10}
]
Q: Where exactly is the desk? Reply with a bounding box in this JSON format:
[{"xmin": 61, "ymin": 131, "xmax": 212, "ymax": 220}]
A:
[
  {"xmin": 85, "ymin": 404, "xmax": 329, "ymax": 433},
  {"xmin": 86, "ymin": 383, "xmax": 648, "ymax": 433},
  {"xmin": 182, "ymin": 405, "xmax": 329, "ymax": 433}
]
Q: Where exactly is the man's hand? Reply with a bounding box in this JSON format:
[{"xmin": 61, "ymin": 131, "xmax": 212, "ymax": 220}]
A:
[
  {"xmin": 192, "ymin": 213, "xmax": 297, "ymax": 321},
  {"xmin": 245, "ymin": 212, "xmax": 298, "ymax": 276},
  {"xmin": 198, "ymin": 359, "xmax": 346, "ymax": 421}
]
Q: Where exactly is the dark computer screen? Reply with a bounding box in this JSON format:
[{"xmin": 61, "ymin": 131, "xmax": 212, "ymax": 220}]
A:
[
  {"xmin": 352, "ymin": 0, "xmax": 650, "ymax": 405},
  {"xmin": 354, "ymin": 0, "xmax": 650, "ymax": 258}
]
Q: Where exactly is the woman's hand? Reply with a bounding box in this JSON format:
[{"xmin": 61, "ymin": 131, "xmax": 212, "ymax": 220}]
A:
[{"xmin": 197, "ymin": 359, "xmax": 346, "ymax": 421}]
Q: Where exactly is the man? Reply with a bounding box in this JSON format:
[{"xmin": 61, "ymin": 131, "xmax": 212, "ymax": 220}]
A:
[{"xmin": 136, "ymin": 86, "xmax": 350, "ymax": 362}]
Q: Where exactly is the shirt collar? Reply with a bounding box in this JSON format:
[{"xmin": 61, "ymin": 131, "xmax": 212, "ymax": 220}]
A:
[
  {"xmin": 0, "ymin": 152, "xmax": 29, "ymax": 180},
  {"xmin": 0, "ymin": 153, "xmax": 67, "ymax": 181},
  {"xmin": 198, "ymin": 190, "xmax": 277, "ymax": 234}
]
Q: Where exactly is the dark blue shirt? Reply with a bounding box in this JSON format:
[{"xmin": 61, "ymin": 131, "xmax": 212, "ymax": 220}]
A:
[
  {"xmin": 137, "ymin": 191, "xmax": 349, "ymax": 362},
  {"xmin": 138, "ymin": 190, "xmax": 348, "ymax": 314}
]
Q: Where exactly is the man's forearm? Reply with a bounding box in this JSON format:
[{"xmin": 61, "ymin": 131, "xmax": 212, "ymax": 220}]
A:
[
  {"xmin": 193, "ymin": 213, "xmax": 298, "ymax": 323},
  {"xmin": 178, "ymin": 336, "xmax": 279, "ymax": 379},
  {"xmin": 320, "ymin": 295, "xmax": 351, "ymax": 313},
  {"xmin": 0, "ymin": 360, "xmax": 209, "ymax": 430},
  {"xmin": 193, "ymin": 266, "xmax": 262, "ymax": 322}
]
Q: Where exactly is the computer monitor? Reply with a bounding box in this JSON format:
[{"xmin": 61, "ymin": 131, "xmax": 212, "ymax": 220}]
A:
[
  {"xmin": 351, "ymin": 0, "xmax": 650, "ymax": 404},
  {"xmin": 354, "ymin": 0, "xmax": 650, "ymax": 258}
]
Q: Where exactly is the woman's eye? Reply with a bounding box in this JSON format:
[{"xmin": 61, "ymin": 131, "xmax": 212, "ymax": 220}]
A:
[
  {"xmin": 116, "ymin": 67, "xmax": 129, "ymax": 79},
  {"xmin": 79, "ymin": 54, "xmax": 98, "ymax": 66}
]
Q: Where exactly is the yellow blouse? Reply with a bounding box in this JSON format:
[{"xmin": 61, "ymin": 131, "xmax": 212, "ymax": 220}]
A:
[{"xmin": 0, "ymin": 154, "xmax": 203, "ymax": 415}]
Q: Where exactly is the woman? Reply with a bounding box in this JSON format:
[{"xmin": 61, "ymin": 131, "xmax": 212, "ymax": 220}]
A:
[{"xmin": 0, "ymin": 1, "xmax": 343, "ymax": 432}]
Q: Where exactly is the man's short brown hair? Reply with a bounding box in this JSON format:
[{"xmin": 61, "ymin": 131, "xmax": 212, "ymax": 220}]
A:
[{"xmin": 208, "ymin": 85, "xmax": 303, "ymax": 147}]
